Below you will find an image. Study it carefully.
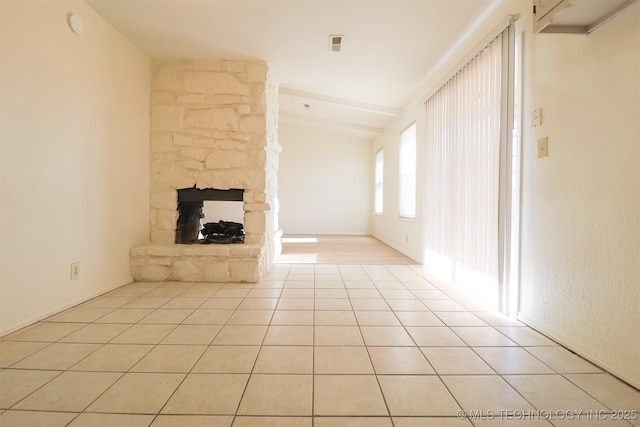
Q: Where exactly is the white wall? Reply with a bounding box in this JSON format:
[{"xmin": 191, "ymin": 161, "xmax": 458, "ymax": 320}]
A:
[
  {"xmin": 278, "ymin": 123, "xmax": 372, "ymax": 235},
  {"xmin": 372, "ymin": 0, "xmax": 639, "ymax": 387},
  {"xmin": 518, "ymin": 3, "xmax": 640, "ymax": 387},
  {"xmin": 1, "ymin": 1, "xmax": 150, "ymax": 334}
]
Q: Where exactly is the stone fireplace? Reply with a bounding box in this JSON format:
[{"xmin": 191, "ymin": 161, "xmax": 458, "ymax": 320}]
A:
[{"xmin": 130, "ymin": 60, "xmax": 281, "ymax": 282}]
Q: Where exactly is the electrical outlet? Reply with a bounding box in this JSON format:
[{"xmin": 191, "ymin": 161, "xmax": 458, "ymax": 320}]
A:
[
  {"xmin": 537, "ymin": 137, "xmax": 548, "ymax": 158},
  {"xmin": 70, "ymin": 262, "xmax": 80, "ymax": 280}
]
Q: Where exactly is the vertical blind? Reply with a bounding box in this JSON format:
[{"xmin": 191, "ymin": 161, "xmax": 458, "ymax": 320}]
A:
[{"xmin": 423, "ymin": 33, "xmax": 503, "ymax": 306}]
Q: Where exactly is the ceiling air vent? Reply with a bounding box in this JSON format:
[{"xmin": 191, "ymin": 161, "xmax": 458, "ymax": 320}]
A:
[{"xmin": 329, "ymin": 35, "xmax": 343, "ymax": 52}]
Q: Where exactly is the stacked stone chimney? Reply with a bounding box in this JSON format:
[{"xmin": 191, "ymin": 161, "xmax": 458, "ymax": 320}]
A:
[{"xmin": 130, "ymin": 60, "xmax": 281, "ymax": 282}]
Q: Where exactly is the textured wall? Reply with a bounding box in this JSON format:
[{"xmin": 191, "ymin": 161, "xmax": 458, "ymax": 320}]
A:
[{"xmin": 519, "ymin": 4, "xmax": 640, "ymax": 387}]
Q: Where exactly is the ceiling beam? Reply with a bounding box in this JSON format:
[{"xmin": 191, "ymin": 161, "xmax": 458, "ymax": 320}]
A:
[
  {"xmin": 280, "ymin": 111, "xmax": 384, "ymax": 136},
  {"xmin": 280, "ymin": 88, "xmax": 402, "ymax": 118}
]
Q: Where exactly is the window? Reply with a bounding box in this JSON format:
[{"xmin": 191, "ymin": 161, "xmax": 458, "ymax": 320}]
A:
[
  {"xmin": 374, "ymin": 148, "xmax": 384, "ymax": 214},
  {"xmin": 399, "ymin": 123, "xmax": 416, "ymax": 218}
]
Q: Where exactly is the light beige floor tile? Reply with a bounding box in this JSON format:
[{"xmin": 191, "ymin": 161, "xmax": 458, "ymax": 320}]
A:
[
  {"xmin": 0, "ymin": 410, "xmax": 77, "ymax": 426},
  {"xmin": 162, "ymin": 297, "xmax": 207, "ymax": 309},
  {"xmin": 161, "ymin": 325, "xmax": 222, "ymax": 345},
  {"xmin": 395, "ymin": 311, "xmax": 445, "ymax": 326},
  {"xmin": 344, "ymin": 280, "xmax": 376, "ymax": 289},
  {"xmin": 347, "ymin": 289, "xmax": 383, "ymax": 299},
  {"xmin": 420, "ymin": 347, "xmax": 494, "ymax": 374},
  {"xmin": 263, "ymin": 325, "xmax": 313, "ymax": 345},
  {"xmin": 423, "ymin": 300, "xmax": 467, "ymax": 311},
  {"xmin": 271, "ymin": 310, "xmax": 314, "ymax": 325},
  {"xmin": 138, "ymin": 309, "xmax": 194, "ymax": 324},
  {"xmin": 183, "ymin": 309, "xmax": 234, "ymax": 324},
  {"xmin": 368, "ymin": 346, "xmax": 435, "ymax": 374},
  {"xmin": 504, "ymin": 375, "xmax": 608, "ymax": 410},
  {"xmin": 435, "ymin": 312, "xmax": 488, "ymax": 326},
  {"xmin": 405, "ymin": 327, "xmax": 466, "ymax": 346},
  {"xmin": 354, "ymin": 311, "xmax": 401, "ymax": 326},
  {"xmin": 378, "ymin": 375, "xmax": 461, "ymax": 416},
  {"xmin": 314, "ymin": 346, "xmax": 374, "ymax": 374},
  {"xmin": 94, "ymin": 308, "xmax": 154, "ymax": 324},
  {"xmin": 87, "ymin": 372, "xmax": 184, "ymax": 414},
  {"xmin": 245, "ymin": 289, "xmax": 282, "ymax": 299},
  {"xmin": 191, "ymin": 346, "xmax": 260, "ymax": 373},
  {"xmin": 451, "ymin": 327, "xmax": 517, "ymax": 347},
  {"xmin": 315, "ymin": 326, "xmax": 364, "ymax": 346},
  {"xmin": 411, "ymin": 290, "xmax": 449, "ymax": 299},
  {"xmin": 151, "ymin": 415, "xmax": 233, "ymax": 427},
  {"xmin": 8, "ymin": 322, "xmax": 84, "ymax": 342},
  {"xmin": 146, "ymin": 287, "xmax": 188, "ymax": 298},
  {"xmin": 281, "ymin": 289, "xmax": 315, "ymax": 299},
  {"xmin": 315, "ymin": 310, "xmax": 357, "ymax": 325},
  {"xmin": 551, "ymin": 419, "xmax": 635, "ymax": 426},
  {"xmin": 360, "ymin": 326, "xmax": 415, "ymax": 346},
  {"xmin": 314, "ymin": 280, "xmax": 344, "ymax": 288},
  {"xmin": 0, "ymin": 341, "xmax": 49, "ymax": 367},
  {"xmin": 314, "ymin": 375, "xmax": 388, "ymax": 416},
  {"xmin": 314, "ymin": 417, "xmax": 393, "ymax": 427},
  {"xmin": 109, "ymin": 286, "xmax": 153, "ymax": 297},
  {"xmin": 386, "ymin": 299, "xmax": 429, "ymax": 311},
  {"xmin": 495, "ymin": 326, "xmax": 557, "ymax": 346},
  {"xmin": 80, "ymin": 296, "xmax": 133, "ymax": 309},
  {"xmin": 314, "ymin": 298, "xmax": 352, "ymax": 310},
  {"xmin": 110, "ymin": 324, "xmax": 176, "ymax": 344},
  {"xmin": 237, "ymin": 298, "xmax": 279, "ymax": 309},
  {"xmin": 524, "ymin": 347, "xmax": 602, "ymax": 373},
  {"xmin": 315, "ymin": 289, "xmax": 348, "ymax": 299},
  {"xmin": 68, "ymin": 413, "xmax": 155, "ymax": 426},
  {"xmin": 232, "ymin": 416, "xmax": 310, "ymax": 427},
  {"xmin": 123, "ymin": 297, "xmax": 172, "ymax": 309},
  {"xmin": 47, "ymin": 307, "xmax": 114, "ymax": 323},
  {"xmin": 393, "ymin": 417, "xmax": 473, "ymax": 426},
  {"xmin": 13, "ymin": 343, "xmax": 101, "ymax": 370},
  {"xmin": 227, "ymin": 309, "xmax": 274, "ymax": 325},
  {"xmin": 441, "ymin": 375, "xmax": 534, "ymax": 412},
  {"xmin": 474, "ymin": 347, "xmax": 555, "ymax": 374},
  {"xmin": 350, "ymin": 299, "xmax": 391, "ymax": 311},
  {"xmin": 59, "ymin": 323, "xmax": 130, "ymax": 343},
  {"xmin": 380, "ymin": 289, "xmax": 416, "ymax": 299},
  {"xmin": 212, "ymin": 288, "xmax": 250, "ymax": 298},
  {"xmin": 0, "ymin": 369, "xmax": 60, "ymax": 408},
  {"xmin": 211, "ymin": 325, "xmax": 268, "ymax": 345},
  {"xmin": 13, "ymin": 371, "xmax": 121, "ymax": 411},
  {"xmin": 131, "ymin": 345, "xmax": 206, "ymax": 372},
  {"xmin": 180, "ymin": 287, "xmax": 222, "ymax": 298},
  {"xmin": 474, "ymin": 311, "xmax": 524, "ymax": 327},
  {"xmin": 470, "ymin": 420, "xmax": 552, "ymax": 426},
  {"xmin": 565, "ymin": 373, "xmax": 640, "ymax": 414},
  {"xmin": 237, "ymin": 374, "xmax": 313, "ymax": 416},
  {"xmin": 253, "ymin": 345, "xmax": 313, "ymax": 373},
  {"xmin": 283, "ymin": 280, "xmax": 315, "ymax": 289},
  {"xmin": 70, "ymin": 344, "xmax": 152, "ymax": 372},
  {"xmin": 199, "ymin": 298, "xmax": 242, "ymax": 309},
  {"xmin": 162, "ymin": 373, "xmax": 249, "ymax": 415},
  {"xmin": 277, "ymin": 298, "xmax": 315, "ymax": 310}
]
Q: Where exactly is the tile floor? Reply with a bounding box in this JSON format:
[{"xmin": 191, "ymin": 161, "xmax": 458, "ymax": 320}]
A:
[{"xmin": 1, "ymin": 264, "xmax": 639, "ymax": 427}]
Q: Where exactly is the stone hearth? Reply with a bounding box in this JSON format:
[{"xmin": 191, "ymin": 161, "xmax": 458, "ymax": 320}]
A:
[{"xmin": 130, "ymin": 60, "xmax": 281, "ymax": 282}]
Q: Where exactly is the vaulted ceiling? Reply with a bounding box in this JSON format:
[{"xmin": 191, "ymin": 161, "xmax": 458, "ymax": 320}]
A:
[{"xmin": 87, "ymin": 0, "xmax": 497, "ymax": 138}]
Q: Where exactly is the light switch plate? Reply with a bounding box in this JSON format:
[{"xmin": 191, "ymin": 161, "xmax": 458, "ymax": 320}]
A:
[{"xmin": 538, "ymin": 137, "xmax": 548, "ymax": 158}]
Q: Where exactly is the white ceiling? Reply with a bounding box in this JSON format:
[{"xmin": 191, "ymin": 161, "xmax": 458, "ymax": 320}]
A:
[{"xmin": 87, "ymin": 0, "xmax": 496, "ymax": 138}]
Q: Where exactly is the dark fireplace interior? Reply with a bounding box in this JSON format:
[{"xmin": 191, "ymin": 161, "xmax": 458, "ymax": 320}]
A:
[{"xmin": 175, "ymin": 187, "xmax": 245, "ymax": 244}]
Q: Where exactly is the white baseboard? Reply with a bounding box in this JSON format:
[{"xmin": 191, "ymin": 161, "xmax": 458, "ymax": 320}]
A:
[{"xmin": 517, "ymin": 312, "xmax": 640, "ymax": 390}]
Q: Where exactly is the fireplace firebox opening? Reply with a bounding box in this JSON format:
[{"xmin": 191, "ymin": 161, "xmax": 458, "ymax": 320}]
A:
[{"xmin": 175, "ymin": 187, "xmax": 245, "ymax": 244}]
